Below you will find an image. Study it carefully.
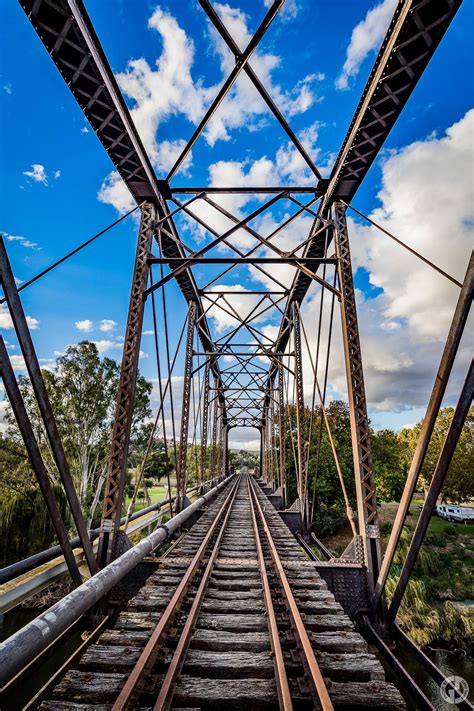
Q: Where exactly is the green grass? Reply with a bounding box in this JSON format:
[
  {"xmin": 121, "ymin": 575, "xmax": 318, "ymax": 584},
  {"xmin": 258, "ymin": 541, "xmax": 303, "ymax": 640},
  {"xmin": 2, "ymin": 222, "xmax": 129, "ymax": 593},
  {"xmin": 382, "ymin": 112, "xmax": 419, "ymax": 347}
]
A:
[
  {"xmin": 124, "ymin": 485, "xmax": 171, "ymax": 510},
  {"xmin": 426, "ymin": 516, "xmax": 474, "ymax": 537}
]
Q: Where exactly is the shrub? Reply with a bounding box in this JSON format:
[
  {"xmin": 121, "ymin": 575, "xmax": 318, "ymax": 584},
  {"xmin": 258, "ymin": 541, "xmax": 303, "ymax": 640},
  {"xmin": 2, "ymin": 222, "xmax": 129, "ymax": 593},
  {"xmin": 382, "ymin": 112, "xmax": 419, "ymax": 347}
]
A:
[{"xmin": 445, "ymin": 524, "xmax": 457, "ymax": 537}]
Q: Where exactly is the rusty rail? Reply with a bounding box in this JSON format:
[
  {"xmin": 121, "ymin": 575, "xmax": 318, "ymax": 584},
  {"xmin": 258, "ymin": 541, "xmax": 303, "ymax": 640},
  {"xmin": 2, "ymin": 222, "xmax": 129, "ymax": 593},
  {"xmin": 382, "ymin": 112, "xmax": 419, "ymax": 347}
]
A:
[
  {"xmin": 248, "ymin": 476, "xmax": 334, "ymax": 711},
  {"xmin": 112, "ymin": 475, "xmax": 241, "ymax": 710}
]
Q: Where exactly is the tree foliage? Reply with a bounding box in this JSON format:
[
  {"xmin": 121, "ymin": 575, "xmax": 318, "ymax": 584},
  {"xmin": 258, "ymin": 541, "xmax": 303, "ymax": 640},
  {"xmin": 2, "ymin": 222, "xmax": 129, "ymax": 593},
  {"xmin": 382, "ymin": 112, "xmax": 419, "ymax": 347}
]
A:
[
  {"xmin": 1, "ymin": 342, "xmax": 152, "ymax": 559},
  {"xmin": 399, "ymin": 405, "xmax": 473, "ymax": 503}
]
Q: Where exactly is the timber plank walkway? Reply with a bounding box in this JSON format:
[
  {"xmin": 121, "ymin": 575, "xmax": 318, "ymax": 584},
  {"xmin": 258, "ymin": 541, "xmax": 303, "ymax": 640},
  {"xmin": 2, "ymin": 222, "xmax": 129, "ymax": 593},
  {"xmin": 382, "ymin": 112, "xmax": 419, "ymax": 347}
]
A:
[{"xmin": 40, "ymin": 476, "xmax": 405, "ymax": 710}]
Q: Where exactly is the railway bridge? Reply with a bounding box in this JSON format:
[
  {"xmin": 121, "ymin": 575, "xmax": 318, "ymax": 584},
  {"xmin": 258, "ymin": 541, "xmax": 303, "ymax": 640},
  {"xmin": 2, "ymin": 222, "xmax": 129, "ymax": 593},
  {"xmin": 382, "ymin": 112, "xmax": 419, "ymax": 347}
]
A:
[{"xmin": 0, "ymin": 0, "xmax": 473, "ymax": 709}]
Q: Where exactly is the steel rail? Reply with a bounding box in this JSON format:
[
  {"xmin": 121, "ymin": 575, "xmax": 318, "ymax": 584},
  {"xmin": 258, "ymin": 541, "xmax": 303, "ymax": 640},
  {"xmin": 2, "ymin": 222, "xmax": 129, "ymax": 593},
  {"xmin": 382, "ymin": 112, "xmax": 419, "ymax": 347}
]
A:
[
  {"xmin": 248, "ymin": 476, "xmax": 334, "ymax": 711},
  {"xmin": 111, "ymin": 475, "xmax": 241, "ymax": 710},
  {"xmin": 247, "ymin": 478, "xmax": 293, "ymax": 710},
  {"xmin": 152, "ymin": 476, "xmax": 242, "ymax": 710}
]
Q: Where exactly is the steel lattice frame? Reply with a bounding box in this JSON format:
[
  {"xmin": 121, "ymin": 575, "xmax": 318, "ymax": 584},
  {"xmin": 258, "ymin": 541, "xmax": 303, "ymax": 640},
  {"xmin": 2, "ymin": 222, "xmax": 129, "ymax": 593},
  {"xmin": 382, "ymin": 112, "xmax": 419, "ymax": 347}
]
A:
[
  {"xmin": 98, "ymin": 202, "xmax": 156, "ymax": 565},
  {"xmin": 200, "ymin": 361, "xmax": 211, "ymax": 488},
  {"xmin": 17, "ymin": 0, "xmax": 462, "ymax": 583},
  {"xmin": 333, "ymin": 202, "xmax": 381, "ymax": 583},
  {"xmin": 177, "ymin": 302, "xmax": 198, "ymax": 508}
]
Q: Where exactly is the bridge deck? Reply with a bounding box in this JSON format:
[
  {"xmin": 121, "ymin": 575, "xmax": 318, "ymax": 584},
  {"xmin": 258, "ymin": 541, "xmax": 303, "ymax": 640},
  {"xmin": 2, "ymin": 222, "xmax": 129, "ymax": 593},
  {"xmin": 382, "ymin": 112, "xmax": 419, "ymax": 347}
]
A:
[{"xmin": 40, "ymin": 476, "xmax": 405, "ymax": 710}]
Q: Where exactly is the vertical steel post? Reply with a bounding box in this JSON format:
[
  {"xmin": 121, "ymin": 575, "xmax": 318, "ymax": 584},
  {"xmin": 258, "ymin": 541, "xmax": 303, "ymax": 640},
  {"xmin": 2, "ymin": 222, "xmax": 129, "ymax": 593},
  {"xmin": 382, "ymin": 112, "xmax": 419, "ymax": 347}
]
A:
[
  {"xmin": 222, "ymin": 420, "xmax": 229, "ymax": 478},
  {"xmin": 375, "ymin": 253, "xmax": 473, "ymax": 608},
  {"xmin": 262, "ymin": 403, "xmax": 268, "ymax": 482},
  {"xmin": 278, "ymin": 362, "xmax": 286, "ymax": 508},
  {"xmin": 200, "ymin": 360, "xmax": 210, "ymax": 489},
  {"xmin": 0, "ymin": 238, "xmax": 98, "ymax": 577},
  {"xmin": 0, "ymin": 337, "xmax": 83, "ymax": 587},
  {"xmin": 98, "ymin": 203, "xmax": 155, "ymax": 565},
  {"xmin": 177, "ymin": 301, "xmax": 197, "ymax": 509},
  {"xmin": 293, "ymin": 302, "xmax": 308, "ymax": 535},
  {"xmin": 258, "ymin": 424, "xmax": 264, "ymax": 479},
  {"xmin": 266, "ymin": 400, "xmax": 273, "ymax": 488},
  {"xmin": 389, "ymin": 359, "xmax": 474, "ymax": 619},
  {"xmin": 332, "ymin": 202, "xmax": 381, "ymax": 589},
  {"xmin": 210, "ymin": 398, "xmax": 218, "ymax": 483}
]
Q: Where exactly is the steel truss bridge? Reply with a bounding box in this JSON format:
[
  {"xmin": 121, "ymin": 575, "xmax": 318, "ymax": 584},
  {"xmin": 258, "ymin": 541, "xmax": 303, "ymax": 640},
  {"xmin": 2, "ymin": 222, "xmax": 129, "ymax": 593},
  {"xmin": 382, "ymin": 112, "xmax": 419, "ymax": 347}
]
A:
[{"xmin": 0, "ymin": 1, "xmax": 472, "ymax": 709}]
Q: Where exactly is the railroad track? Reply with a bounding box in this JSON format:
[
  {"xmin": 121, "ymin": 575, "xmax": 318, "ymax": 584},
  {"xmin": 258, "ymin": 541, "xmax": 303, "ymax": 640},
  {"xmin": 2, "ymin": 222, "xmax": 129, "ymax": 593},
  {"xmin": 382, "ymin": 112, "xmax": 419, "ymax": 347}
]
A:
[{"xmin": 37, "ymin": 475, "xmax": 405, "ymax": 710}]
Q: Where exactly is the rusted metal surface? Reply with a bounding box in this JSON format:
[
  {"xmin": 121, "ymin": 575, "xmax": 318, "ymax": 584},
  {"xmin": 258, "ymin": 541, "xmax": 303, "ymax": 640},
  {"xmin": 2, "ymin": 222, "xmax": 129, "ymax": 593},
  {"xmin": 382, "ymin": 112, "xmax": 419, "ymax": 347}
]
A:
[
  {"xmin": 176, "ymin": 301, "xmax": 197, "ymax": 508},
  {"xmin": 249, "ymin": 476, "xmax": 334, "ymax": 711},
  {"xmin": 98, "ymin": 203, "xmax": 156, "ymax": 566},
  {"xmin": 111, "ymin": 477, "xmax": 240, "ymax": 709},
  {"xmin": 247, "ymin": 478, "xmax": 293, "ymax": 710},
  {"xmin": 333, "ymin": 203, "xmax": 381, "ymax": 588}
]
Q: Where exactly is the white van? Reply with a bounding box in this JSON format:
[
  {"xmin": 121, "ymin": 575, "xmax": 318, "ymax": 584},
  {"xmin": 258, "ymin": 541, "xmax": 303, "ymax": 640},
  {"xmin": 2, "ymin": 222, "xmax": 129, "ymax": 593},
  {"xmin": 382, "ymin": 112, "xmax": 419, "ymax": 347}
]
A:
[{"xmin": 435, "ymin": 504, "xmax": 474, "ymax": 523}]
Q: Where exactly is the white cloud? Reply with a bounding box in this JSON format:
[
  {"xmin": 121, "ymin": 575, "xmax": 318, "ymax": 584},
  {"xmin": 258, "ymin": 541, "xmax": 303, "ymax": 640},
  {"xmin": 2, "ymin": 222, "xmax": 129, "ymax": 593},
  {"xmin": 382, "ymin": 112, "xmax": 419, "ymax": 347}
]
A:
[
  {"xmin": 23, "ymin": 163, "xmax": 48, "ymax": 185},
  {"xmin": 2, "ymin": 82, "xmax": 12, "ymax": 95},
  {"xmin": 9, "ymin": 355, "xmax": 28, "ymax": 372},
  {"xmin": 97, "ymin": 171, "xmax": 135, "ymax": 215},
  {"xmin": 263, "ymin": 0, "xmax": 298, "ymax": 21},
  {"xmin": 336, "ymin": 0, "xmax": 397, "ymax": 90},
  {"xmin": 92, "ymin": 339, "xmax": 123, "ymax": 355},
  {"xmin": 2, "ymin": 232, "xmax": 39, "ymax": 250},
  {"xmin": 53, "ymin": 170, "xmax": 61, "ymax": 179},
  {"xmin": 296, "ymin": 110, "xmax": 474, "ymax": 415},
  {"xmin": 0, "ymin": 304, "xmax": 39, "ymax": 330},
  {"xmin": 143, "ymin": 329, "xmax": 155, "ymax": 336},
  {"xmin": 98, "ymin": 4, "xmax": 322, "ymax": 212},
  {"xmin": 349, "ymin": 109, "xmax": 473, "ymax": 342},
  {"xmin": 99, "ymin": 319, "xmax": 117, "ymax": 332},
  {"xmin": 81, "ymin": 126, "xmax": 89, "ymax": 133},
  {"xmin": 75, "ymin": 319, "xmax": 93, "ymax": 332},
  {"xmin": 204, "ymin": 284, "xmax": 266, "ymax": 334}
]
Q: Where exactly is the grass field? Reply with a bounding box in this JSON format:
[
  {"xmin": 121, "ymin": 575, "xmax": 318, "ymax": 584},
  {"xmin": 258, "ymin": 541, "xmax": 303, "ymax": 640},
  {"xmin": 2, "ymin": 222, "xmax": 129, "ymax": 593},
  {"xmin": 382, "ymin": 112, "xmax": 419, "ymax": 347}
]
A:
[{"xmin": 124, "ymin": 485, "xmax": 171, "ymax": 510}]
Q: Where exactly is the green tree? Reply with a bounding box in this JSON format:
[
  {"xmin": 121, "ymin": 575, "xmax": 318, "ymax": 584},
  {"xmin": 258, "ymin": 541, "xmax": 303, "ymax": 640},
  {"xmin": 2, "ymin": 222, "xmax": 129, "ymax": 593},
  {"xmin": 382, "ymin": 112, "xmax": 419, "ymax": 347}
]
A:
[
  {"xmin": 372, "ymin": 429, "xmax": 408, "ymax": 502},
  {"xmin": 5, "ymin": 341, "xmax": 152, "ymax": 522},
  {"xmin": 0, "ymin": 434, "xmax": 70, "ymax": 565},
  {"xmin": 399, "ymin": 406, "xmax": 473, "ymax": 503}
]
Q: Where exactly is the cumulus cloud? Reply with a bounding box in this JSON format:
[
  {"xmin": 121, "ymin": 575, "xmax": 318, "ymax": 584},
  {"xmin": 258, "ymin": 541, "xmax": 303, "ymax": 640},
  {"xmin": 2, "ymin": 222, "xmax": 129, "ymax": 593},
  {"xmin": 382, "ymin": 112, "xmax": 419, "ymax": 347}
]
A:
[
  {"xmin": 0, "ymin": 304, "xmax": 39, "ymax": 330},
  {"xmin": 204, "ymin": 284, "xmax": 268, "ymax": 334},
  {"xmin": 98, "ymin": 4, "xmax": 322, "ymax": 211},
  {"xmin": 97, "ymin": 171, "xmax": 135, "ymax": 214},
  {"xmin": 75, "ymin": 319, "xmax": 93, "ymax": 332},
  {"xmin": 263, "ymin": 0, "xmax": 298, "ymax": 21},
  {"xmin": 99, "ymin": 319, "xmax": 118, "ymax": 332},
  {"xmin": 92, "ymin": 339, "xmax": 123, "ymax": 355},
  {"xmin": 336, "ymin": 0, "xmax": 397, "ymax": 90},
  {"xmin": 296, "ymin": 110, "xmax": 474, "ymax": 416}
]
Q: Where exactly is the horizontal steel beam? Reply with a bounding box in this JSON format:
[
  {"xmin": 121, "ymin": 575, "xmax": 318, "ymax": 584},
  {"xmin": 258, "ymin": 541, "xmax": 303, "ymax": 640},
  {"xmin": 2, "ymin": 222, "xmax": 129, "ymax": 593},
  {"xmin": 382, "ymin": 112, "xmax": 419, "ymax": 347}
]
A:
[
  {"xmin": 170, "ymin": 186, "xmax": 322, "ymax": 194},
  {"xmin": 149, "ymin": 257, "xmax": 337, "ymax": 264}
]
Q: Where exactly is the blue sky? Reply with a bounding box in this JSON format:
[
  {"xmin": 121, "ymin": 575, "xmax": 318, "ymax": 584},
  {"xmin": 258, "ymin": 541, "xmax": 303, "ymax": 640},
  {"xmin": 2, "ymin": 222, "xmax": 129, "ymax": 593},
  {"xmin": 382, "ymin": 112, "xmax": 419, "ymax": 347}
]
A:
[{"xmin": 1, "ymin": 0, "xmax": 473, "ymax": 447}]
